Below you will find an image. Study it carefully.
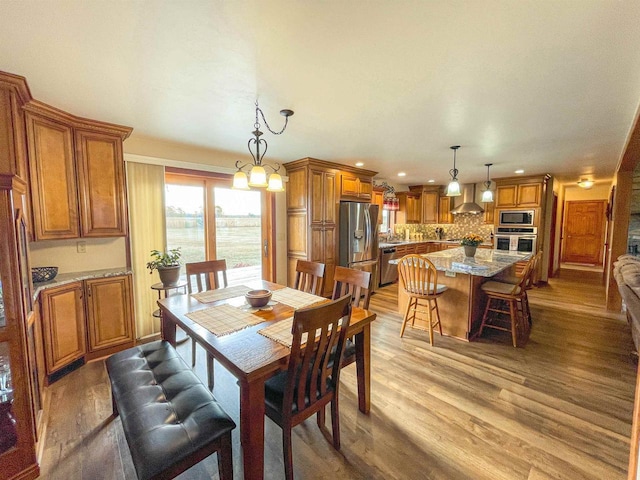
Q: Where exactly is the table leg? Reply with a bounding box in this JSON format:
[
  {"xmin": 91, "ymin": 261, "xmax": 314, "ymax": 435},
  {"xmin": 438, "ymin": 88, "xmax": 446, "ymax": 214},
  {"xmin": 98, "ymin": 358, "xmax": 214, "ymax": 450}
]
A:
[
  {"xmin": 355, "ymin": 324, "xmax": 371, "ymax": 414},
  {"xmin": 239, "ymin": 377, "xmax": 266, "ymax": 480},
  {"xmin": 160, "ymin": 310, "xmax": 177, "ymax": 346}
]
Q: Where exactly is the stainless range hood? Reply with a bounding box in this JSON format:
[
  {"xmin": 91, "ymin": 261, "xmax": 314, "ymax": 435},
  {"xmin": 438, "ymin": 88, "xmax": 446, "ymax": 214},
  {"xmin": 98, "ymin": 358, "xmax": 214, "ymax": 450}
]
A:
[{"xmin": 450, "ymin": 184, "xmax": 484, "ymax": 215}]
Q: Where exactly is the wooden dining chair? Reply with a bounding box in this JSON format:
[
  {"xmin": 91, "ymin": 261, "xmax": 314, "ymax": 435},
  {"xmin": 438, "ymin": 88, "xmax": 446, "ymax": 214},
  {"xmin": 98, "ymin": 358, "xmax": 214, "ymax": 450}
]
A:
[
  {"xmin": 293, "ymin": 260, "xmax": 325, "ymax": 295},
  {"xmin": 331, "ymin": 265, "xmax": 372, "ymax": 309},
  {"xmin": 264, "ymin": 295, "xmax": 352, "ymax": 480},
  {"xmin": 397, "ymin": 254, "xmax": 448, "ymax": 346},
  {"xmin": 331, "ymin": 266, "xmax": 372, "ymax": 369},
  {"xmin": 185, "ymin": 259, "xmax": 228, "ymax": 389},
  {"xmin": 479, "ymin": 258, "xmax": 534, "ymax": 347}
]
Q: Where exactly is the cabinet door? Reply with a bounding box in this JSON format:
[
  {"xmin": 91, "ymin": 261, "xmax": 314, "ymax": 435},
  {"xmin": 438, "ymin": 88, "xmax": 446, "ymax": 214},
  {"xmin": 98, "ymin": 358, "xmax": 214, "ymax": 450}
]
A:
[
  {"xmin": 517, "ymin": 183, "xmax": 541, "ymax": 207},
  {"xmin": 311, "ymin": 226, "xmax": 336, "ymax": 297},
  {"xmin": 310, "ymin": 169, "xmax": 336, "ymax": 225},
  {"xmin": 26, "ymin": 113, "xmax": 79, "ymax": 240},
  {"xmin": 438, "ymin": 196, "xmax": 453, "ymax": 224},
  {"xmin": 496, "ymin": 185, "xmax": 517, "ymax": 208},
  {"xmin": 0, "ymin": 89, "xmax": 28, "ymax": 180},
  {"xmin": 483, "ymin": 201, "xmax": 495, "ymax": 224},
  {"xmin": 340, "ymin": 175, "xmax": 359, "ymax": 198},
  {"xmin": 421, "ymin": 191, "xmax": 439, "ymax": 223},
  {"xmin": 41, "ymin": 282, "xmax": 86, "ymax": 374},
  {"xmin": 75, "ymin": 130, "xmax": 128, "ymax": 237},
  {"xmin": 358, "ymin": 179, "xmax": 372, "ymax": 200},
  {"xmin": 372, "ymin": 189, "xmax": 384, "ymax": 225},
  {"xmin": 85, "ymin": 275, "xmax": 134, "ymax": 352}
]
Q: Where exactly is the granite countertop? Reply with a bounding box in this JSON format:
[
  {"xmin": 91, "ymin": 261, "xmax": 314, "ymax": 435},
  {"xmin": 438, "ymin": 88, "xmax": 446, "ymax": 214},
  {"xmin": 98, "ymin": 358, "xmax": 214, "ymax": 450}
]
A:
[
  {"xmin": 379, "ymin": 239, "xmax": 493, "ymax": 248},
  {"xmin": 32, "ymin": 267, "xmax": 133, "ymax": 298},
  {"xmin": 388, "ymin": 247, "xmax": 531, "ymax": 277}
]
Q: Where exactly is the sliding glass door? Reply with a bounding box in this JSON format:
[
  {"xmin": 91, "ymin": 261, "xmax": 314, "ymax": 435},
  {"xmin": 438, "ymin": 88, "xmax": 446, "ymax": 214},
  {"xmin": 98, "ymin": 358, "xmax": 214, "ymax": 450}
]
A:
[{"xmin": 165, "ymin": 171, "xmax": 274, "ymax": 283}]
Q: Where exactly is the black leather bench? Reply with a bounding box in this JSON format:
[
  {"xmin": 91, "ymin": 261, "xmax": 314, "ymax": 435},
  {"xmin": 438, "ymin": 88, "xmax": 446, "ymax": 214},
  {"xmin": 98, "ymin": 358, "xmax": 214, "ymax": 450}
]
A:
[{"xmin": 106, "ymin": 340, "xmax": 236, "ymax": 480}]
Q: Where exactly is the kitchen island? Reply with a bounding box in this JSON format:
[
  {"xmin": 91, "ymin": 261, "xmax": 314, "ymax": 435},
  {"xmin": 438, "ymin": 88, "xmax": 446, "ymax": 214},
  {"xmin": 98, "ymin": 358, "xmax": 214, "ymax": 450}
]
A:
[{"xmin": 391, "ymin": 247, "xmax": 531, "ymax": 341}]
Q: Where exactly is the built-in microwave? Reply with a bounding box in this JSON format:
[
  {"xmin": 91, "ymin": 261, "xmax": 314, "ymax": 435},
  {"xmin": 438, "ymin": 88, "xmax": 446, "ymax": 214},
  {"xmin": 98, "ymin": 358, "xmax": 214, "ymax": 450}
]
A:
[{"xmin": 499, "ymin": 210, "xmax": 535, "ymax": 226}]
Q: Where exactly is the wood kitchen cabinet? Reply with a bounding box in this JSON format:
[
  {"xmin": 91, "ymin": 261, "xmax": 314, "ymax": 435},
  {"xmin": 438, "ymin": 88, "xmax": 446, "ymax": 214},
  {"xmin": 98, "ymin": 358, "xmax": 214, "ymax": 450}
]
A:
[
  {"xmin": 340, "ymin": 173, "xmax": 373, "ymax": 201},
  {"xmin": 397, "ymin": 192, "xmax": 421, "ymax": 224},
  {"xmin": 24, "ymin": 101, "xmax": 132, "ymax": 241},
  {"xmin": 409, "ymin": 185, "xmax": 440, "ymax": 224},
  {"xmin": 40, "ymin": 282, "xmax": 86, "ymax": 375},
  {"xmin": 438, "ymin": 196, "xmax": 454, "ymax": 224},
  {"xmin": 483, "ymin": 201, "xmax": 495, "ymax": 224},
  {"xmin": 495, "ymin": 182, "xmax": 542, "ymax": 208},
  {"xmin": 85, "ymin": 275, "xmax": 135, "ymax": 354},
  {"xmin": 285, "ymin": 158, "xmax": 378, "ymax": 296},
  {"xmin": 372, "ymin": 186, "xmax": 385, "ymax": 224},
  {"xmin": 0, "ymin": 73, "xmax": 30, "ymax": 182}
]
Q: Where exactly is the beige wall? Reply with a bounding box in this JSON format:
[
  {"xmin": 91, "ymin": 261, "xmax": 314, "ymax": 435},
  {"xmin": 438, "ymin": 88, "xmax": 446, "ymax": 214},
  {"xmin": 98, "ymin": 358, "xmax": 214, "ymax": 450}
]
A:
[
  {"xmin": 30, "ymin": 237, "xmax": 127, "ymax": 273},
  {"xmin": 564, "ymin": 183, "xmax": 610, "ymax": 201},
  {"xmin": 124, "ymin": 134, "xmax": 290, "ymax": 285}
]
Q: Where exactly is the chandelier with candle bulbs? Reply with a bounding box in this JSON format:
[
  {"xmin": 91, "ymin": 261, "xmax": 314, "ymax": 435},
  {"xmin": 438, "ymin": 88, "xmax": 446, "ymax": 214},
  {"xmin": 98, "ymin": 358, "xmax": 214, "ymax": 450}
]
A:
[{"xmin": 232, "ymin": 101, "xmax": 294, "ymax": 192}]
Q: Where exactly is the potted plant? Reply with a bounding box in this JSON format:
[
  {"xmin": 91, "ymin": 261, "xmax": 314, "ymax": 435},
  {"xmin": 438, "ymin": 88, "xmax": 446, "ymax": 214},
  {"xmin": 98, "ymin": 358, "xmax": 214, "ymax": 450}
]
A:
[
  {"xmin": 460, "ymin": 234, "xmax": 483, "ymax": 258},
  {"xmin": 147, "ymin": 248, "xmax": 182, "ymax": 286}
]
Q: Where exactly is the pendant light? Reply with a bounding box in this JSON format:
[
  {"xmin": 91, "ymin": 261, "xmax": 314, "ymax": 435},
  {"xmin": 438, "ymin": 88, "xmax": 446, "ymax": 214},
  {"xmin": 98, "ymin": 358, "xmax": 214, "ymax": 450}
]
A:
[
  {"xmin": 232, "ymin": 101, "xmax": 294, "ymax": 192},
  {"xmin": 481, "ymin": 163, "xmax": 494, "ymax": 202},
  {"xmin": 446, "ymin": 145, "xmax": 461, "ymax": 197}
]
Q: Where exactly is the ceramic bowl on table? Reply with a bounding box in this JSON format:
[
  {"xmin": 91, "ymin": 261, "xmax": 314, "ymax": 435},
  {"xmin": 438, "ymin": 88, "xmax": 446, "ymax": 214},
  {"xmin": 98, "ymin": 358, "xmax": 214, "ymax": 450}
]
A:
[{"xmin": 245, "ymin": 289, "xmax": 272, "ymax": 308}]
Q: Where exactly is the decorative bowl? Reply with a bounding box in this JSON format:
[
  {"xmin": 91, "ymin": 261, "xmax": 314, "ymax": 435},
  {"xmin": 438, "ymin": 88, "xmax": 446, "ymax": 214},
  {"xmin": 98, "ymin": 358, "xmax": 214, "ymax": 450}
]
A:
[
  {"xmin": 32, "ymin": 266, "xmax": 58, "ymax": 283},
  {"xmin": 245, "ymin": 289, "xmax": 272, "ymax": 308}
]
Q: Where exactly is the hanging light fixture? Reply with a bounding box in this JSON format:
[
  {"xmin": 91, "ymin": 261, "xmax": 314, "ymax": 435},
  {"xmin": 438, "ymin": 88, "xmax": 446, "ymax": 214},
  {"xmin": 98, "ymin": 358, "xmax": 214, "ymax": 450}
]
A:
[
  {"xmin": 481, "ymin": 163, "xmax": 494, "ymax": 202},
  {"xmin": 446, "ymin": 145, "xmax": 462, "ymax": 196},
  {"xmin": 232, "ymin": 101, "xmax": 294, "ymax": 192},
  {"xmin": 577, "ymin": 178, "xmax": 594, "ymax": 189}
]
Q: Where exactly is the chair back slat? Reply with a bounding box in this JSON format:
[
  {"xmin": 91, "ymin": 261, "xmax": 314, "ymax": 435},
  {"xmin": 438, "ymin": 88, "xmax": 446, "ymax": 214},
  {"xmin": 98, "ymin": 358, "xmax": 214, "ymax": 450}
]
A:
[
  {"xmin": 331, "ymin": 266, "xmax": 372, "ymax": 309},
  {"xmin": 398, "ymin": 255, "xmax": 439, "ymax": 296},
  {"xmin": 294, "ymin": 260, "xmax": 325, "ymax": 296},
  {"xmin": 185, "ymin": 260, "xmax": 228, "ymax": 294},
  {"xmin": 285, "ymin": 295, "xmax": 352, "ymax": 414}
]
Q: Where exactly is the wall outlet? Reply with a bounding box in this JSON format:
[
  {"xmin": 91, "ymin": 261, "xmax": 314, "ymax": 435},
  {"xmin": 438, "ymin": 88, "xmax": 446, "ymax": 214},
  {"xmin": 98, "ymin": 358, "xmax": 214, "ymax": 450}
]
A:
[
  {"xmin": 445, "ymin": 270, "xmax": 456, "ymax": 277},
  {"xmin": 77, "ymin": 241, "xmax": 86, "ymax": 253}
]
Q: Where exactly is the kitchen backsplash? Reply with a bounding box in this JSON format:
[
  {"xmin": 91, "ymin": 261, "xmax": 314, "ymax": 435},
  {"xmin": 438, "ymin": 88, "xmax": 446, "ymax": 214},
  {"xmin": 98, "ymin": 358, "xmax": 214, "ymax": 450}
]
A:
[{"xmin": 395, "ymin": 213, "xmax": 494, "ymax": 241}]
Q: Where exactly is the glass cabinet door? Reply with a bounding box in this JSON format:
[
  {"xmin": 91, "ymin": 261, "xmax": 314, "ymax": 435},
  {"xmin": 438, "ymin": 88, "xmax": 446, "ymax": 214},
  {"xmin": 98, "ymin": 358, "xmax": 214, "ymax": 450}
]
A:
[{"xmin": 0, "ymin": 341, "xmax": 17, "ymax": 454}]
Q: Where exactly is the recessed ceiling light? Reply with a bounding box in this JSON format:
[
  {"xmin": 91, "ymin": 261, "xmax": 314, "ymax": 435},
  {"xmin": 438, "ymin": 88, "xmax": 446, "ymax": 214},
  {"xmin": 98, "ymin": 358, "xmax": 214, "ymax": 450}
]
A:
[
  {"xmin": 355, "ymin": 162, "xmax": 364, "ymax": 167},
  {"xmin": 427, "ymin": 179, "xmax": 435, "ymax": 183},
  {"xmin": 514, "ymin": 169, "xmax": 524, "ymax": 174},
  {"xmin": 397, "ymin": 172, "xmax": 406, "ymax": 177}
]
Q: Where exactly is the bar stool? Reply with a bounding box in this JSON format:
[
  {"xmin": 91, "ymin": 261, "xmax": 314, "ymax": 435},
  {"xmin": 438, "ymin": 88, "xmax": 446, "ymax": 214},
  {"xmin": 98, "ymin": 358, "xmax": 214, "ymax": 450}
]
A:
[
  {"xmin": 397, "ymin": 255, "xmax": 448, "ymax": 346},
  {"xmin": 479, "ymin": 259, "xmax": 534, "ymax": 347},
  {"xmin": 493, "ymin": 250, "xmax": 542, "ymax": 325}
]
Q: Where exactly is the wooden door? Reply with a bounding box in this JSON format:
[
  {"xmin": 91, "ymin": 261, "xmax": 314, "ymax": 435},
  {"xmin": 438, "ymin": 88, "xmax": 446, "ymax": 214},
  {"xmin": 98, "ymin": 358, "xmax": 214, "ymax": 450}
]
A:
[
  {"xmin": 562, "ymin": 200, "xmax": 607, "ymax": 265},
  {"xmin": 41, "ymin": 282, "xmax": 86, "ymax": 374},
  {"xmin": 85, "ymin": 275, "xmax": 134, "ymax": 352},
  {"xmin": 26, "ymin": 113, "xmax": 79, "ymax": 240},
  {"xmin": 75, "ymin": 130, "xmax": 127, "ymax": 237}
]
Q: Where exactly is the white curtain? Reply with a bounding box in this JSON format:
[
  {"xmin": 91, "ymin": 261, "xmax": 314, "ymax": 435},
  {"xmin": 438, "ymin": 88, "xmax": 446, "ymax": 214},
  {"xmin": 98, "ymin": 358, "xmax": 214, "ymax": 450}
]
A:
[{"xmin": 126, "ymin": 161, "xmax": 166, "ymax": 339}]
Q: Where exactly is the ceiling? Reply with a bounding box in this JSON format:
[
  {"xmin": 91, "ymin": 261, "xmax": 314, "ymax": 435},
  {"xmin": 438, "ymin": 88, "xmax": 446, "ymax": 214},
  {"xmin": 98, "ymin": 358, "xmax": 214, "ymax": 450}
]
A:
[{"xmin": 1, "ymin": 1, "xmax": 640, "ymax": 186}]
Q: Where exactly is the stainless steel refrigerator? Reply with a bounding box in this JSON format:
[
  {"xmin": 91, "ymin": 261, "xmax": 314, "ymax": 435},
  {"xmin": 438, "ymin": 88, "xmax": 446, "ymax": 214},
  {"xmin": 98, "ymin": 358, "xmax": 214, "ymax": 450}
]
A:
[{"xmin": 339, "ymin": 201, "xmax": 379, "ymax": 292}]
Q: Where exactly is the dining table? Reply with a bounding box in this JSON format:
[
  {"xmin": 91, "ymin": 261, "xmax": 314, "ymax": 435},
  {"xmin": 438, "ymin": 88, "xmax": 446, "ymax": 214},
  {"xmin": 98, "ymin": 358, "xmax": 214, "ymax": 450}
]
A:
[{"xmin": 157, "ymin": 279, "xmax": 377, "ymax": 480}]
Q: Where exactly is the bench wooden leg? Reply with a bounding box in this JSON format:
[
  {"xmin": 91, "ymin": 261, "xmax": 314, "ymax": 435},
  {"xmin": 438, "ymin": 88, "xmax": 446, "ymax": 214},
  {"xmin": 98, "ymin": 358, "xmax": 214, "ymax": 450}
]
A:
[
  {"xmin": 111, "ymin": 391, "xmax": 118, "ymax": 416},
  {"xmin": 218, "ymin": 432, "xmax": 234, "ymax": 480}
]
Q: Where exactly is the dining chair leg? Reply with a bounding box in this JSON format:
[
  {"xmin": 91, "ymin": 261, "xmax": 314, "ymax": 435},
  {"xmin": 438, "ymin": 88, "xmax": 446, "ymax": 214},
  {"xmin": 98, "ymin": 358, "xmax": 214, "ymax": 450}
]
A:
[
  {"xmin": 317, "ymin": 405, "xmax": 326, "ymax": 429},
  {"xmin": 207, "ymin": 353, "xmax": 215, "ymax": 390},
  {"xmin": 509, "ymin": 299, "xmax": 518, "ymax": 347},
  {"xmin": 410, "ymin": 297, "xmax": 417, "ymax": 328},
  {"xmin": 479, "ymin": 296, "xmax": 493, "ymax": 337},
  {"xmin": 191, "ymin": 338, "xmax": 197, "ymax": 367},
  {"xmin": 282, "ymin": 425, "xmax": 294, "ymax": 480},
  {"xmin": 434, "ymin": 299, "xmax": 443, "ymax": 336},
  {"xmin": 400, "ymin": 297, "xmax": 413, "ymax": 337},
  {"xmin": 218, "ymin": 432, "xmax": 234, "ymax": 480},
  {"xmin": 427, "ymin": 299, "xmax": 435, "ymax": 346},
  {"xmin": 331, "ymin": 396, "xmax": 341, "ymax": 450}
]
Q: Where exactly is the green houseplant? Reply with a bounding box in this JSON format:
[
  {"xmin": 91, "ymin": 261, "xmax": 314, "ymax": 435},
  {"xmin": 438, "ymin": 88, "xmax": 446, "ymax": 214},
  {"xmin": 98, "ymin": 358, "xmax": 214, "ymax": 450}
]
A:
[{"xmin": 147, "ymin": 248, "xmax": 182, "ymax": 286}]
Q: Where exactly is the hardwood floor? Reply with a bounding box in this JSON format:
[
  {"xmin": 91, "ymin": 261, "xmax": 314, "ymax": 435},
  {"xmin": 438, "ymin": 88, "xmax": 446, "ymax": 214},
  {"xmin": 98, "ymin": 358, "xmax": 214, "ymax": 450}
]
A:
[{"xmin": 39, "ymin": 269, "xmax": 637, "ymax": 479}]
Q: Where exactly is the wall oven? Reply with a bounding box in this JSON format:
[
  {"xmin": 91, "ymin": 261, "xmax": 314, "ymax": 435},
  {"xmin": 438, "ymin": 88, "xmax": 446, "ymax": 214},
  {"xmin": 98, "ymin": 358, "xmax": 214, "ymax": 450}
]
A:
[
  {"xmin": 499, "ymin": 210, "xmax": 535, "ymax": 227},
  {"xmin": 494, "ymin": 226, "xmax": 537, "ymax": 253}
]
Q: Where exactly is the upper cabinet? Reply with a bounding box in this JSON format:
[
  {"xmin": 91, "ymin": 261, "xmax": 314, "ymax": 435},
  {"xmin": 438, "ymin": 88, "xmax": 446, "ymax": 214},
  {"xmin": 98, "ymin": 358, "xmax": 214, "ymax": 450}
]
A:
[
  {"xmin": 495, "ymin": 182, "xmax": 542, "ymax": 208},
  {"xmin": 397, "ymin": 192, "xmax": 421, "ymax": 224},
  {"xmin": 24, "ymin": 101, "xmax": 132, "ymax": 241},
  {"xmin": 438, "ymin": 195, "xmax": 454, "ymax": 224},
  {"xmin": 340, "ymin": 172, "xmax": 373, "ymax": 202},
  {"xmin": 0, "ymin": 72, "xmax": 31, "ymax": 182},
  {"xmin": 371, "ymin": 186, "xmax": 385, "ymax": 225}
]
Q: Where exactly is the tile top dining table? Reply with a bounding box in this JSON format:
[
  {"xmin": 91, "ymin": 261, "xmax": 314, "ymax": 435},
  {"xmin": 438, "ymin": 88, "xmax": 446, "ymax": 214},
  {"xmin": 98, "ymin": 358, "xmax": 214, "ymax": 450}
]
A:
[{"xmin": 157, "ymin": 280, "xmax": 377, "ymax": 480}]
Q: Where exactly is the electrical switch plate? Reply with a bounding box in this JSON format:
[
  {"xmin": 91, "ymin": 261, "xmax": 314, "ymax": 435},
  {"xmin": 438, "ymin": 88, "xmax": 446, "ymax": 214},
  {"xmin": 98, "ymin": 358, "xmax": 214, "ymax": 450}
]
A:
[
  {"xmin": 77, "ymin": 241, "xmax": 86, "ymax": 253},
  {"xmin": 445, "ymin": 270, "xmax": 456, "ymax": 277}
]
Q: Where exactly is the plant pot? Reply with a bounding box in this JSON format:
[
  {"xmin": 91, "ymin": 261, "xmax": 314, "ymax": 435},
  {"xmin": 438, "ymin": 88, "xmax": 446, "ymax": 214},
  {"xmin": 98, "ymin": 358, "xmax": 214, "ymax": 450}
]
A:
[
  {"xmin": 464, "ymin": 245, "xmax": 477, "ymax": 258},
  {"xmin": 157, "ymin": 265, "xmax": 181, "ymax": 286}
]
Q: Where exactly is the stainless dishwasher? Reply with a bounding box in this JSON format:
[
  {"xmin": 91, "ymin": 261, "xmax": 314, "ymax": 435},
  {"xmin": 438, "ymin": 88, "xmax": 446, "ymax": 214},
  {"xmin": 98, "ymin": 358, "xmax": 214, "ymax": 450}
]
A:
[{"xmin": 379, "ymin": 247, "xmax": 400, "ymax": 286}]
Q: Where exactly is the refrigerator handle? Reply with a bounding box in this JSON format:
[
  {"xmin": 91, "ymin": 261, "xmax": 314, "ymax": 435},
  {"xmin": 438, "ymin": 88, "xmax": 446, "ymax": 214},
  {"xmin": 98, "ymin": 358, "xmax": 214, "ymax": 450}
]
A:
[{"xmin": 363, "ymin": 206, "xmax": 371, "ymax": 256}]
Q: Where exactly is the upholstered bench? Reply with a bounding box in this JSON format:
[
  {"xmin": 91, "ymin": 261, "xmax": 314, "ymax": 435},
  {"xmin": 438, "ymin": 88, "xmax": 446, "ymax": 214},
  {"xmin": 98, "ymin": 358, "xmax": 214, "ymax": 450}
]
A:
[{"xmin": 105, "ymin": 340, "xmax": 236, "ymax": 480}]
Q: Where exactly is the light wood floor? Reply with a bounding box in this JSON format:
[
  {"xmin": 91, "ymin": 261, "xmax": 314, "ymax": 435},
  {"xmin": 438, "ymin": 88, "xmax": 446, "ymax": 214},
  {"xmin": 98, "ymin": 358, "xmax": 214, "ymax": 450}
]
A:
[{"xmin": 39, "ymin": 269, "xmax": 637, "ymax": 479}]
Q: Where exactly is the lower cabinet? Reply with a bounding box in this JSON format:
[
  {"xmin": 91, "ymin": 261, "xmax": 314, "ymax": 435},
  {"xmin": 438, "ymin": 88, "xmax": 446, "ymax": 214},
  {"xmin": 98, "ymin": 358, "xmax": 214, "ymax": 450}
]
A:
[
  {"xmin": 40, "ymin": 274, "xmax": 134, "ymax": 379},
  {"xmin": 41, "ymin": 282, "xmax": 86, "ymax": 375}
]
